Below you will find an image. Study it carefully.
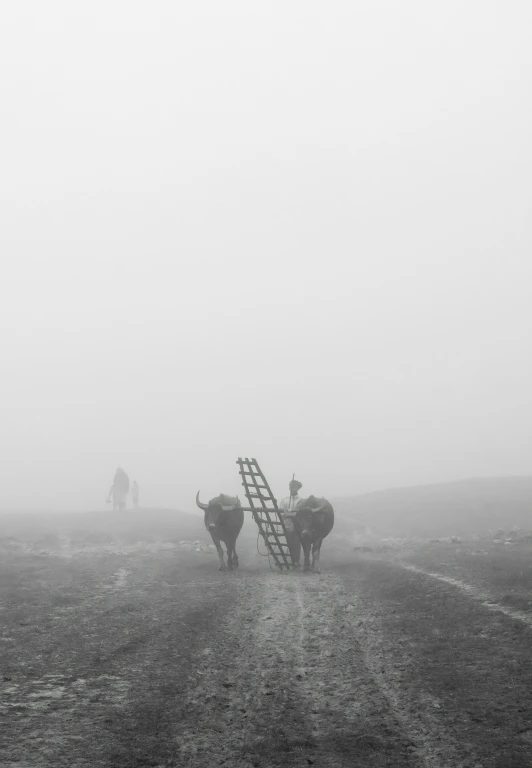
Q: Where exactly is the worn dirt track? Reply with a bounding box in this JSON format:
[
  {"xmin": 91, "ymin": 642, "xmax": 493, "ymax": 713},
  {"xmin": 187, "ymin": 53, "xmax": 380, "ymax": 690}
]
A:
[{"xmin": 2, "ymin": 545, "xmax": 532, "ymax": 767}]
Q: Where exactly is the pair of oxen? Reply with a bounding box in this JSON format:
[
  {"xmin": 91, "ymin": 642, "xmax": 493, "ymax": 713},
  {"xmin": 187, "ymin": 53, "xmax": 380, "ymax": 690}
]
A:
[{"xmin": 195, "ymin": 492, "xmax": 334, "ymax": 573}]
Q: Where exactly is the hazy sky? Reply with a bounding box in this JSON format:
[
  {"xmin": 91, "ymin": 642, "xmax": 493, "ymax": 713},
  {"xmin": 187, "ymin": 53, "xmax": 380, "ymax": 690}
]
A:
[{"xmin": 1, "ymin": 1, "xmax": 531, "ymax": 512}]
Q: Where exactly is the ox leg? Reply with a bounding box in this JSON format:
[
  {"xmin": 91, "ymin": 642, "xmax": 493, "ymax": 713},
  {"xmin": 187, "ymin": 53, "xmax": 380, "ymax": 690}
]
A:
[
  {"xmin": 311, "ymin": 540, "xmax": 323, "ymax": 573},
  {"xmin": 211, "ymin": 535, "xmax": 226, "ymax": 571},
  {"xmin": 226, "ymin": 541, "xmax": 234, "ymax": 571},
  {"xmin": 302, "ymin": 540, "xmax": 312, "ymax": 572},
  {"xmin": 225, "ymin": 540, "xmax": 239, "ymax": 570}
]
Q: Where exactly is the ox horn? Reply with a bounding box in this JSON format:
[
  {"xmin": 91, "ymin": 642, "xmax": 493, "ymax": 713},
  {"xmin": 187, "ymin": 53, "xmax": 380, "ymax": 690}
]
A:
[
  {"xmin": 196, "ymin": 491, "xmax": 208, "ymax": 511},
  {"xmin": 310, "ymin": 500, "xmax": 327, "ymax": 514}
]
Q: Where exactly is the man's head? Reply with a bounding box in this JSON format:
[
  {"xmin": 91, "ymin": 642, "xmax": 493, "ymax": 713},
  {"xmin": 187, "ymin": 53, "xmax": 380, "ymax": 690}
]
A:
[{"xmin": 289, "ymin": 479, "xmax": 302, "ymax": 497}]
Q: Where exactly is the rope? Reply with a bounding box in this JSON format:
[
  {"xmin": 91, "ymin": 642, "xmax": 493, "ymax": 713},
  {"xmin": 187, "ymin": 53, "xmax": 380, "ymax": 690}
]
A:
[
  {"xmin": 256, "ymin": 529, "xmax": 269, "ymax": 556},
  {"xmin": 257, "ymin": 530, "xmax": 276, "ymax": 572}
]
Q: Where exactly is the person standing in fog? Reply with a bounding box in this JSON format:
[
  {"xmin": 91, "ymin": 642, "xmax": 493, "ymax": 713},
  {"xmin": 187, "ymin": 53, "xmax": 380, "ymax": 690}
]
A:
[
  {"xmin": 107, "ymin": 467, "xmax": 130, "ymax": 512},
  {"xmin": 131, "ymin": 480, "xmax": 139, "ymax": 510},
  {"xmin": 279, "ymin": 478, "xmax": 303, "ymax": 567}
]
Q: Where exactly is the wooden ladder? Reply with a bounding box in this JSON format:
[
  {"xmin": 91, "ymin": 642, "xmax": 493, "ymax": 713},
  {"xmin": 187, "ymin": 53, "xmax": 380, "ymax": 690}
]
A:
[{"xmin": 236, "ymin": 457, "xmax": 294, "ymax": 570}]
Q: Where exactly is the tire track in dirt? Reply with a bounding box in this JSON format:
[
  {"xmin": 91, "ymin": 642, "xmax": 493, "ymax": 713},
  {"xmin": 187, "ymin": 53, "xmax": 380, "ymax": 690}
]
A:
[
  {"xmin": 337, "ymin": 570, "xmax": 478, "ymax": 768},
  {"xmin": 176, "ymin": 571, "xmax": 343, "ymax": 766},
  {"xmin": 291, "ymin": 576, "xmax": 418, "ymax": 766},
  {"xmin": 343, "ymin": 558, "xmax": 532, "ymax": 767},
  {"xmin": 177, "ymin": 570, "xmax": 466, "ymax": 767},
  {"xmin": 399, "ymin": 563, "xmax": 532, "ymax": 627},
  {"xmin": 296, "ymin": 574, "xmax": 473, "ymax": 768},
  {"xmin": 175, "ymin": 572, "xmax": 301, "ymax": 767}
]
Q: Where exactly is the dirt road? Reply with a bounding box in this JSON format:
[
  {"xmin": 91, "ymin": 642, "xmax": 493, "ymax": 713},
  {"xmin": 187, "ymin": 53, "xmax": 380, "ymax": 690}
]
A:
[{"xmin": 2, "ymin": 547, "xmax": 532, "ymax": 767}]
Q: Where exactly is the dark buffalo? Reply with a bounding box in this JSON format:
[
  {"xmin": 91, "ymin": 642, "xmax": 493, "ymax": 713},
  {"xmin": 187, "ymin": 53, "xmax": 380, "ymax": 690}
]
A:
[
  {"xmin": 293, "ymin": 496, "xmax": 334, "ymax": 573},
  {"xmin": 196, "ymin": 492, "xmax": 244, "ymax": 571}
]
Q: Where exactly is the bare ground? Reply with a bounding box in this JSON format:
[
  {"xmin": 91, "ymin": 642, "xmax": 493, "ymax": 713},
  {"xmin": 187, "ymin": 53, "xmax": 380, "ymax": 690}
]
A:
[{"xmin": 2, "ymin": 522, "xmax": 532, "ymax": 767}]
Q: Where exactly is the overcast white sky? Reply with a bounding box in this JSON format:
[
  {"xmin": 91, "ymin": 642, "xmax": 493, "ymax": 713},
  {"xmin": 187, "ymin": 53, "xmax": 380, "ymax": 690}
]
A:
[{"xmin": 1, "ymin": 1, "xmax": 531, "ymax": 512}]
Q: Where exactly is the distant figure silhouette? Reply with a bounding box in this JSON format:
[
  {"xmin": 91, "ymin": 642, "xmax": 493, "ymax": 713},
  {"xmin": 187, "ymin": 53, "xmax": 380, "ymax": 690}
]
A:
[
  {"xmin": 131, "ymin": 480, "xmax": 139, "ymax": 510},
  {"xmin": 107, "ymin": 467, "xmax": 130, "ymax": 512}
]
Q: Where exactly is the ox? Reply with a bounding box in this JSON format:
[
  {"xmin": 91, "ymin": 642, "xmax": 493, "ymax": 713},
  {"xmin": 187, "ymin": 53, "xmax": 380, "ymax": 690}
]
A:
[
  {"xmin": 293, "ymin": 496, "xmax": 334, "ymax": 573},
  {"xmin": 196, "ymin": 492, "xmax": 244, "ymax": 571}
]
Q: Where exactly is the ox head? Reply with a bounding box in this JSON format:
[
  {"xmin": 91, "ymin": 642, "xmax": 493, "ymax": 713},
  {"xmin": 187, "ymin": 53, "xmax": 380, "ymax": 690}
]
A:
[
  {"xmin": 294, "ymin": 496, "xmax": 329, "ymax": 542},
  {"xmin": 196, "ymin": 491, "xmax": 241, "ymax": 531}
]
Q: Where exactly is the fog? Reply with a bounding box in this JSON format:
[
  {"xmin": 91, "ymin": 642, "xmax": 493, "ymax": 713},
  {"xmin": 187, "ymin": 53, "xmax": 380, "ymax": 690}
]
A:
[{"xmin": 1, "ymin": 1, "xmax": 531, "ymax": 513}]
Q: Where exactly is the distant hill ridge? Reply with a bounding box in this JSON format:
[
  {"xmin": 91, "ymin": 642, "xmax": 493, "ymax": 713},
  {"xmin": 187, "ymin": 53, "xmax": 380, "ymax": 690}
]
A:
[{"xmin": 331, "ymin": 476, "xmax": 532, "ymax": 538}]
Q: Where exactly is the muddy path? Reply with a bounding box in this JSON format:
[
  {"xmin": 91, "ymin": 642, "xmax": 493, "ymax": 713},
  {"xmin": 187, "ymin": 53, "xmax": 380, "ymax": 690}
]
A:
[{"xmin": 2, "ymin": 552, "xmax": 532, "ymax": 767}]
